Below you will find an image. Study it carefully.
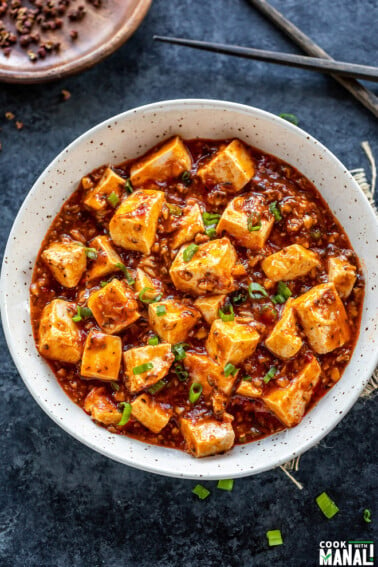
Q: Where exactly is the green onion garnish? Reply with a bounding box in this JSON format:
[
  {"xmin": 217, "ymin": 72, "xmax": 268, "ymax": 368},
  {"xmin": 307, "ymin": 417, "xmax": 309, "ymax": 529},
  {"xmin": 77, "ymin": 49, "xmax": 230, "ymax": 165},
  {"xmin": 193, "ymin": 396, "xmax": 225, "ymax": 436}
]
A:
[
  {"xmin": 72, "ymin": 306, "xmax": 93, "ymax": 322},
  {"xmin": 192, "ymin": 484, "xmax": 210, "ymax": 500},
  {"xmin": 205, "ymin": 226, "xmax": 217, "ymax": 238},
  {"xmin": 181, "ymin": 170, "xmax": 192, "ymax": 185},
  {"xmin": 148, "ymin": 335, "xmax": 159, "ymax": 346},
  {"xmin": 217, "ymin": 479, "xmax": 234, "ymax": 491},
  {"xmin": 148, "ymin": 379, "xmax": 167, "ymax": 395},
  {"xmin": 247, "ymin": 212, "xmax": 262, "ymax": 232},
  {"xmin": 269, "ymin": 201, "xmax": 282, "ymax": 222},
  {"xmin": 174, "ymin": 364, "xmax": 188, "ymax": 382},
  {"xmin": 242, "ymin": 376, "xmax": 252, "ymax": 382},
  {"xmin": 84, "ymin": 247, "xmax": 98, "ymax": 260},
  {"xmin": 311, "ymin": 229, "xmax": 322, "ymax": 240},
  {"xmin": 219, "ymin": 305, "xmax": 235, "ymax": 322},
  {"xmin": 224, "ymin": 362, "xmax": 237, "ymax": 377},
  {"xmin": 172, "ymin": 343, "xmax": 189, "ymax": 361},
  {"xmin": 138, "ymin": 286, "xmax": 162, "ymax": 304},
  {"xmin": 266, "ymin": 530, "xmax": 283, "ymax": 547},
  {"xmin": 183, "ymin": 243, "xmax": 199, "ymax": 262},
  {"xmin": 202, "ymin": 212, "xmax": 221, "ymax": 226},
  {"xmin": 115, "ymin": 262, "xmax": 135, "ymax": 286},
  {"xmin": 316, "ymin": 492, "xmax": 339, "ymax": 519},
  {"xmin": 363, "ymin": 509, "xmax": 372, "ymax": 523},
  {"xmin": 248, "ymin": 282, "xmax": 269, "ymax": 300},
  {"xmin": 231, "ymin": 291, "xmax": 247, "ymax": 305},
  {"xmin": 272, "ymin": 281, "xmax": 292, "ymax": 304},
  {"xmin": 132, "ymin": 362, "xmax": 153, "ymax": 375},
  {"xmin": 279, "ymin": 113, "xmax": 299, "ymax": 126},
  {"xmin": 107, "ymin": 191, "xmax": 119, "ymax": 207},
  {"xmin": 100, "ymin": 281, "xmax": 109, "ymax": 288},
  {"xmin": 110, "ymin": 381, "xmax": 120, "ymax": 391},
  {"xmin": 189, "ymin": 382, "xmax": 202, "ymax": 403},
  {"xmin": 167, "ymin": 203, "xmax": 182, "ymax": 217},
  {"xmin": 118, "ymin": 402, "xmax": 132, "ymax": 426},
  {"xmin": 263, "ymin": 366, "xmax": 277, "ymax": 384},
  {"xmin": 124, "ymin": 179, "xmax": 133, "ymax": 193},
  {"xmin": 156, "ymin": 305, "xmax": 166, "ymax": 317}
]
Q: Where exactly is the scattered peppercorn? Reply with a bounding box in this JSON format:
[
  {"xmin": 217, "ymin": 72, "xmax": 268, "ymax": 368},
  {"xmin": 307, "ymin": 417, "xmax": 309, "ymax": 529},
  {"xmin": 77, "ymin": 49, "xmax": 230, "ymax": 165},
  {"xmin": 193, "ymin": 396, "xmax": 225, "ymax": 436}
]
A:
[{"xmin": 15, "ymin": 120, "xmax": 23, "ymax": 130}]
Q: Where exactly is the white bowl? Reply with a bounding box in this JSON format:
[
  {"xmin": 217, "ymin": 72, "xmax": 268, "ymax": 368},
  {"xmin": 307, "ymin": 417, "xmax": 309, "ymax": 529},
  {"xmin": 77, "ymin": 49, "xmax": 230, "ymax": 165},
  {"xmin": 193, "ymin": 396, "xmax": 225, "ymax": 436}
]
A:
[{"xmin": 1, "ymin": 99, "xmax": 377, "ymax": 479}]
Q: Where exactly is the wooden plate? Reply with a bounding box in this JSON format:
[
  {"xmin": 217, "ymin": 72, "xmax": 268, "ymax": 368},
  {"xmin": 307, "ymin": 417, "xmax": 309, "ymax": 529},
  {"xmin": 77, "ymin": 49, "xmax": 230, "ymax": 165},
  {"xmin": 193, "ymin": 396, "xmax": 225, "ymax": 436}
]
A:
[{"xmin": 0, "ymin": 0, "xmax": 152, "ymax": 84}]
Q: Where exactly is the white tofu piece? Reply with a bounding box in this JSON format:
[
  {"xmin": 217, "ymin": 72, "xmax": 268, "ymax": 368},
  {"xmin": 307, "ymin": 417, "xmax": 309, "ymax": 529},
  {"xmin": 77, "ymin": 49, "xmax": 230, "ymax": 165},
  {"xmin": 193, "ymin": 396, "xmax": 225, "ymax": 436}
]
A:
[
  {"xmin": 81, "ymin": 330, "xmax": 122, "ymax": 381},
  {"xmin": 38, "ymin": 299, "xmax": 83, "ymax": 363},
  {"xmin": 42, "ymin": 241, "xmax": 86, "ymax": 288},
  {"xmin": 328, "ymin": 256, "xmax": 357, "ymax": 299},
  {"xmin": 123, "ymin": 344, "xmax": 174, "ymax": 393},
  {"xmin": 217, "ymin": 193, "xmax": 274, "ymax": 249},
  {"xmin": 293, "ymin": 283, "xmax": 350, "ymax": 354},
  {"xmin": 87, "ymin": 235, "xmax": 122, "ymax": 281},
  {"xmin": 261, "ymin": 244, "xmax": 321, "ymax": 281},
  {"xmin": 184, "ymin": 352, "xmax": 239, "ymax": 398},
  {"xmin": 262, "ymin": 356, "xmax": 321, "ymax": 427},
  {"xmin": 83, "ymin": 167, "xmax": 125, "ymax": 212},
  {"xmin": 180, "ymin": 415, "xmax": 235, "ymax": 457},
  {"xmin": 169, "ymin": 237, "xmax": 237, "ymax": 296},
  {"xmin": 109, "ymin": 189, "xmax": 165, "ymax": 254},
  {"xmin": 194, "ymin": 294, "xmax": 226, "ymax": 325},
  {"xmin": 148, "ymin": 300, "xmax": 201, "ymax": 344},
  {"xmin": 206, "ymin": 318, "xmax": 260, "ymax": 367},
  {"xmin": 87, "ymin": 279, "xmax": 140, "ymax": 334},
  {"xmin": 265, "ymin": 299, "xmax": 303, "ymax": 359},
  {"xmin": 84, "ymin": 386, "xmax": 122, "ymax": 426},
  {"xmin": 130, "ymin": 136, "xmax": 192, "ymax": 187},
  {"xmin": 134, "ymin": 268, "xmax": 161, "ymax": 297},
  {"xmin": 197, "ymin": 139, "xmax": 255, "ymax": 193},
  {"xmin": 236, "ymin": 380, "xmax": 263, "ymax": 399},
  {"xmin": 171, "ymin": 204, "xmax": 205, "ymax": 249},
  {"xmin": 131, "ymin": 393, "xmax": 173, "ymax": 433}
]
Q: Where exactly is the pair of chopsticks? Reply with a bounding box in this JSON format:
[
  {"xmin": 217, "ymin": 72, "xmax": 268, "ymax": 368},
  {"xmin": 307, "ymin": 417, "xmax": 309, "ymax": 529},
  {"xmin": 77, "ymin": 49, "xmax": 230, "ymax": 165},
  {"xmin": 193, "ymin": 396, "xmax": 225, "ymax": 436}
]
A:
[{"xmin": 153, "ymin": 0, "xmax": 378, "ymax": 118}]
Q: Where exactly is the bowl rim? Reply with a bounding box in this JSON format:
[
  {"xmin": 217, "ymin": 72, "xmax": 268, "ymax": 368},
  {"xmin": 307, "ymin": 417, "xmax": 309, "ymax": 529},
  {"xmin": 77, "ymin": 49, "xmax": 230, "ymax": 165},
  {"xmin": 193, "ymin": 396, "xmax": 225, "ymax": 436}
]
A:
[{"xmin": 1, "ymin": 98, "xmax": 377, "ymax": 479}]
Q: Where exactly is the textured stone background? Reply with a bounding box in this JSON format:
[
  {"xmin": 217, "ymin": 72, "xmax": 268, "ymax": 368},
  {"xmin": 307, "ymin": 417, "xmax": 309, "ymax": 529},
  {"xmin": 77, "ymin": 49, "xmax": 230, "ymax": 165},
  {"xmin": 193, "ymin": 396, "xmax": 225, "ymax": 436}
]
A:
[{"xmin": 0, "ymin": 1, "xmax": 377, "ymax": 566}]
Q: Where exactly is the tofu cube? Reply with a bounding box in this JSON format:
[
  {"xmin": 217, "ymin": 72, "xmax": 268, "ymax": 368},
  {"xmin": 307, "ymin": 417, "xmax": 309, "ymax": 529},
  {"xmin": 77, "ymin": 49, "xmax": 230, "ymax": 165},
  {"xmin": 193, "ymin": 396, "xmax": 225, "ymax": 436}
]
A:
[
  {"xmin": 83, "ymin": 167, "xmax": 125, "ymax": 212},
  {"xmin": 206, "ymin": 318, "xmax": 260, "ymax": 366},
  {"xmin": 123, "ymin": 344, "xmax": 174, "ymax": 393},
  {"xmin": 148, "ymin": 300, "xmax": 201, "ymax": 344},
  {"xmin": 293, "ymin": 283, "xmax": 350, "ymax": 354},
  {"xmin": 131, "ymin": 393, "xmax": 173, "ymax": 433},
  {"xmin": 38, "ymin": 299, "xmax": 83, "ymax": 363},
  {"xmin": 109, "ymin": 189, "xmax": 165, "ymax": 254},
  {"xmin": 87, "ymin": 279, "xmax": 140, "ymax": 334},
  {"xmin": 42, "ymin": 241, "xmax": 86, "ymax": 288},
  {"xmin": 87, "ymin": 235, "xmax": 122, "ymax": 281},
  {"xmin": 180, "ymin": 415, "xmax": 235, "ymax": 457},
  {"xmin": 217, "ymin": 193, "xmax": 274, "ymax": 249},
  {"xmin": 130, "ymin": 136, "xmax": 192, "ymax": 187},
  {"xmin": 184, "ymin": 352, "xmax": 238, "ymax": 397},
  {"xmin": 262, "ymin": 356, "xmax": 321, "ymax": 427},
  {"xmin": 171, "ymin": 203, "xmax": 205, "ymax": 249},
  {"xmin": 236, "ymin": 380, "xmax": 263, "ymax": 399},
  {"xmin": 84, "ymin": 387, "xmax": 122, "ymax": 426},
  {"xmin": 169, "ymin": 237, "xmax": 237, "ymax": 296},
  {"xmin": 197, "ymin": 139, "xmax": 255, "ymax": 192},
  {"xmin": 81, "ymin": 330, "xmax": 122, "ymax": 381},
  {"xmin": 261, "ymin": 244, "xmax": 321, "ymax": 281},
  {"xmin": 328, "ymin": 256, "xmax": 357, "ymax": 299},
  {"xmin": 265, "ymin": 299, "xmax": 303, "ymax": 359},
  {"xmin": 194, "ymin": 294, "xmax": 226, "ymax": 325}
]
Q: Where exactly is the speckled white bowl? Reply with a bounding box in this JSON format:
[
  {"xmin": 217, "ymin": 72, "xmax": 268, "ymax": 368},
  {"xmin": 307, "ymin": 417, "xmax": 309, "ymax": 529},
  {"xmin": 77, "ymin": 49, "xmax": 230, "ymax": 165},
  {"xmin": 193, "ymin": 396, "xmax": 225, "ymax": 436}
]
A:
[{"xmin": 1, "ymin": 100, "xmax": 377, "ymax": 479}]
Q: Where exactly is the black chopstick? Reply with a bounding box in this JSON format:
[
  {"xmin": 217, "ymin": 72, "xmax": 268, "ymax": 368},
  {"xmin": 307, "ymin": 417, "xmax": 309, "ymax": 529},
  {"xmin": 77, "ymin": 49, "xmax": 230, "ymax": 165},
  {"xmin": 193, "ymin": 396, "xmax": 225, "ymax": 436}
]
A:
[{"xmin": 153, "ymin": 35, "xmax": 378, "ymax": 83}]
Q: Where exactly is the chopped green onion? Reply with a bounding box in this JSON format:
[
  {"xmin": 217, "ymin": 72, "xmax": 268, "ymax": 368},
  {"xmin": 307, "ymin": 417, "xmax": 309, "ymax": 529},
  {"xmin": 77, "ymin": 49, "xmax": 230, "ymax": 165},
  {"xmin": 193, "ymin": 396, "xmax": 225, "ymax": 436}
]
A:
[
  {"xmin": 263, "ymin": 366, "xmax": 277, "ymax": 384},
  {"xmin": 100, "ymin": 281, "xmax": 109, "ymax": 288},
  {"xmin": 72, "ymin": 305, "xmax": 92, "ymax": 322},
  {"xmin": 155, "ymin": 305, "xmax": 166, "ymax": 317},
  {"xmin": 219, "ymin": 305, "xmax": 235, "ymax": 322},
  {"xmin": 132, "ymin": 362, "xmax": 153, "ymax": 375},
  {"xmin": 269, "ymin": 201, "xmax": 282, "ymax": 222},
  {"xmin": 202, "ymin": 212, "xmax": 221, "ymax": 226},
  {"xmin": 248, "ymin": 282, "xmax": 269, "ymax": 300},
  {"xmin": 224, "ymin": 362, "xmax": 237, "ymax": 377},
  {"xmin": 172, "ymin": 343, "xmax": 189, "ymax": 361},
  {"xmin": 311, "ymin": 229, "xmax": 322, "ymax": 240},
  {"xmin": 192, "ymin": 484, "xmax": 210, "ymax": 500},
  {"xmin": 110, "ymin": 381, "xmax": 120, "ymax": 391},
  {"xmin": 266, "ymin": 530, "xmax": 283, "ymax": 547},
  {"xmin": 316, "ymin": 492, "xmax": 339, "ymax": 519},
  {"xmin": 271, "ymin": 294, "xmax": 285, "ymax": 305},
  {"xmin": 167, "ymin": 203, "xmax": 182, "ymax": 216},
  {"xmin": 279, "ymin": 113, "xmax": 299, "ymax": 126},
  {"xmin": 363, "ymin": 509, "xmax": 372, "ymax": 523},
  {"xmin": 115, "ymin": 262, "xmax": 135, "ymax": 286},
  {"xmin": 231, "ymin": 291, "xmax": 247, "ymax": 305},
  {"xmin": 217, "ymin": 479, "xmax": 234, "ymax": 491},
  {"xmin": 181, "ymin": 170, "xmax": 192, "ymax": 185},
  {"xmin": 107, "ymin": 191, "xmax": 119, "ymax": 207},
  {"xmin": 242, "ymin": 375, "xmax": 252, "ymax": 382},
  {"xmin": 138, "ymin": 286, "xmax": 162, "ymax": 304},
  {"xmin": 148, "ymin": 335, "xmax": 159, "ymax": 346},
  {"xmin": 84, "ymin": 247, "xmax": 98, "ymax": 260},
  {"xmin": 247, "ymin": 212, "xmax": 262, "ymax": 232},
  {"xmin": 174, "ymin": 364, "xmax": 189, "ymax": 382},
  {"xmin": 148, "ymin": 379, "xmax": 167, "ymax": 395},
  {"xmin": 189, "ymin": 382, "xmax": 202, "ymax": 403},
  {"xmin": 183, "ymin": 243, "xmax": 199, "ymax": 262},
  {"xmin": 118, "ymin": 402, "xmax": 132, "ymax": 426},
  {"xmin": 124, "ymin": 179, "xmax": 133, "ymax": 193},
  {"xmin": 272, "ymin": 282, "xmax": 292, "ymax": 304},
  {"xmin": 205, "ymin": 226, "xmax": 217, "ymax": 238}
]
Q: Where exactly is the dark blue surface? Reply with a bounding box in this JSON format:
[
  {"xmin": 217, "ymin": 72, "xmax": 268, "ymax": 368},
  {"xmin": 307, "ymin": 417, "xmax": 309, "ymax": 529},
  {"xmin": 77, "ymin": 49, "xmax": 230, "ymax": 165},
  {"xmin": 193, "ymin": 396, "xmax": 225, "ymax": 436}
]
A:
[{"xmin": 0, "ymin": 1, "xmax": 377, "ymax": 565}]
